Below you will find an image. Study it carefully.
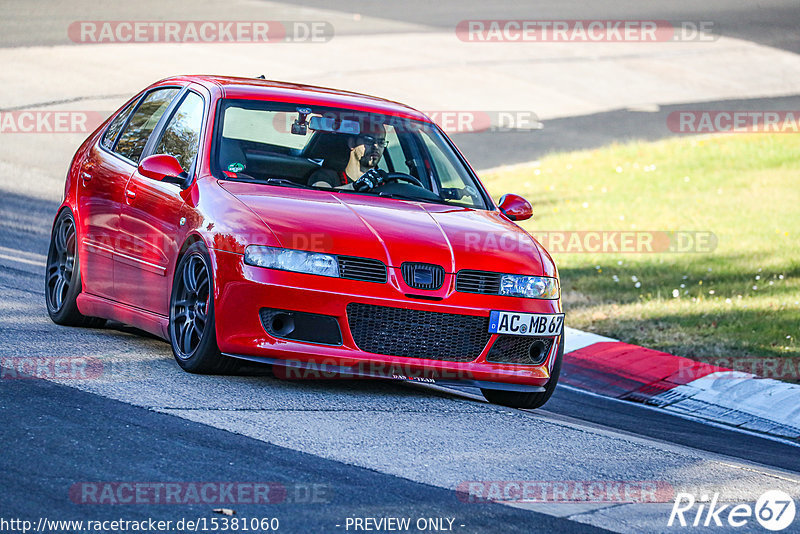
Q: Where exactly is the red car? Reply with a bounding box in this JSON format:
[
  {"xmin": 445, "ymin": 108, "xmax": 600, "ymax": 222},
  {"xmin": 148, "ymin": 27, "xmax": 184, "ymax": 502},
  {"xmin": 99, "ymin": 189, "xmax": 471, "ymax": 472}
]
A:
[{"xmin": 45, "ymin": 75, "xmax": 563, "ymax": 409}]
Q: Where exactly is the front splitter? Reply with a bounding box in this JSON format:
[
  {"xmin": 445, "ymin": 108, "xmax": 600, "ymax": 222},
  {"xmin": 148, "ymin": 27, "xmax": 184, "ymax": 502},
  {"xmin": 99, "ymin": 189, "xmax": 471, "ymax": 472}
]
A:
[{"xmin": 223, "ymin": 353, "xmax": 546, "ymax": 393}]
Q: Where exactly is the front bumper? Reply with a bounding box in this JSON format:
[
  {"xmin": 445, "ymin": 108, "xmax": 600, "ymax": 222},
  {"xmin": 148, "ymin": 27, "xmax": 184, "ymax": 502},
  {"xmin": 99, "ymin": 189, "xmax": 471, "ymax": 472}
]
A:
[{"xmin": 212, "ymin": 249, "xmax": 562, "ymax": 388}]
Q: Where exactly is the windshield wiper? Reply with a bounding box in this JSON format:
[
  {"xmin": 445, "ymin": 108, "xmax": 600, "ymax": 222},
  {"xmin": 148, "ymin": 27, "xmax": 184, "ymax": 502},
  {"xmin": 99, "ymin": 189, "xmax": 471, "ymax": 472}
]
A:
[
  {"xmin": 264, "ymin": 178, "xmax": 314, "ymax": 189},
  {"xmin": 376, "ymin": 192, "xmax": 453, "ymax": 206},
  {"xmin": 221, "ymin": 174, "xmax": 311, "ymax": 189}
]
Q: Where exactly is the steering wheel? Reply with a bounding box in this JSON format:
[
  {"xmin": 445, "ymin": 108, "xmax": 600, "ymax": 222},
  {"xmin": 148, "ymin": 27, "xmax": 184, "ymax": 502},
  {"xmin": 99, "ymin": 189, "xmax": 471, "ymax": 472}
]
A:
[{"xmin": 383, "ymin": 172, "xmax": 424, "ymax": 188}]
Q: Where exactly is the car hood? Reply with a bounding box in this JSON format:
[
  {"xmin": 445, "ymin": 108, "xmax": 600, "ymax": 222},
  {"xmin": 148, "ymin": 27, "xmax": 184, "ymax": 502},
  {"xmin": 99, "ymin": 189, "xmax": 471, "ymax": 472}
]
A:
[{"xmin": 220, "ymin": 182, "xmax": 547, "ymax": 275}]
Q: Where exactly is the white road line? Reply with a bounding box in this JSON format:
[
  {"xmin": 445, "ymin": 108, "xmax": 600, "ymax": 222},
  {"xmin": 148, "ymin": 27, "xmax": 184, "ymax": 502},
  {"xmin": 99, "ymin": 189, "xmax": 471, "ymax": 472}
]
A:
[
  {"xmin": 0, "ymin": 252, "xmax": 46, "ymax": 267},
  {"xmin": 0, "ymin": 245, "xmax": 47, "ymax": 264}
]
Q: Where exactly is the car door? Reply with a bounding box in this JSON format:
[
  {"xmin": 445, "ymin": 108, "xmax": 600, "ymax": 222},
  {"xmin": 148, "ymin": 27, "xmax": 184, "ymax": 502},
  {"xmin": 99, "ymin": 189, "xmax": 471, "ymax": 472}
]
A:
[
  {"xmin": 116, "ymin": 89, "xmax": 206, "ymax": 315},
  {"xmin": 77, "ymin": 95, "xmax": 144, "ymax": 298},
  {"xmin": 92, "ymin": 86, "xmax": 181, "ymax": 310}
]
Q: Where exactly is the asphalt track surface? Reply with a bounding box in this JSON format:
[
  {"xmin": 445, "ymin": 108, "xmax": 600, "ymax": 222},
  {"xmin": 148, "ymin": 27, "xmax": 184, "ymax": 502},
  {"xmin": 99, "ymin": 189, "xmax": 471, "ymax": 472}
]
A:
[
  {"xmin": 2, "ymin": 167, "xmax": 799, "ymax": 533},
  {"xmin": 4, "ymin": 0, "xmax": 800, "ymax": 53},
  {"xmin": 2, "ymin": 1, "xmax": 800, "ymax": 532},
  {"xmin": 2, "ymin": 376, "xmax": 611, "ymax": 533}
]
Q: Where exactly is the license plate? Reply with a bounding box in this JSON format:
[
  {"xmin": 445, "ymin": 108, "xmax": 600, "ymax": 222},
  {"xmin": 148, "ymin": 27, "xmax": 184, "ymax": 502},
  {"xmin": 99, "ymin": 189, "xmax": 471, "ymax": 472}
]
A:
[{"xmin": 489, "ymin": 311, "xmax": 564, "ymax": 337}]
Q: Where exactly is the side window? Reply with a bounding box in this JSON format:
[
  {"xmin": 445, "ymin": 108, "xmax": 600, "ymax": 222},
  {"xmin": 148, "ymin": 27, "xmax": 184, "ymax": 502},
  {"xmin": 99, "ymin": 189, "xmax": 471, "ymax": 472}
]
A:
[
  {"xmin": 154, "ymin": 92, "xmax": 204, "ymax": 172},
  {"xmin": 101, "ymin": 98, "xmax": 138, "ymax": 150},
  {"xmin": 419, "ymin": 131, "xmax": 454, "ymax": 186},
  {"xmin": 115, "ymin": 88, "xmax": 180, "ymax": 163},
  {"xmin": 395, "ymin": 130, "xmax": 433, "ymax": 189},
  {"xmin": 419, "ymin": 129, "xmax": 476, "ymax": 206},
  {"xmin": 380, "ymin": 126, "xmax": 404, "ymax": 173}
]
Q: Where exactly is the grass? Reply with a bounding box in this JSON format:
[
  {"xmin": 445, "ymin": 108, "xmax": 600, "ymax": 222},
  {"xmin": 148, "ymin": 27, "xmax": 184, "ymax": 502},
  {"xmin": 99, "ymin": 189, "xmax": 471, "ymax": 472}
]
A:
[{"xmin": 480, "ymin": 133, "xmax": 800, "ymax": 371}]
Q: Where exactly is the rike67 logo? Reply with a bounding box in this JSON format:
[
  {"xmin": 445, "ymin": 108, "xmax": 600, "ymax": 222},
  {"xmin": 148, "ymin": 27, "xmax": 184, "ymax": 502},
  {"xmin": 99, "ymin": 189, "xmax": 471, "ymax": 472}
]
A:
[{"xmin": 669, "ymin": 490, "xmax": 796, "ymax": 531}]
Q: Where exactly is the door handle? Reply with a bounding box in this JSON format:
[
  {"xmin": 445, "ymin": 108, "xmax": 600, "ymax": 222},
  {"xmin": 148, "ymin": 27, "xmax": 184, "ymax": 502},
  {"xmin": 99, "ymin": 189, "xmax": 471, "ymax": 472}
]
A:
[{"xmin": 125, "ymin": 189, "xmax": 136, "ymax": 200}]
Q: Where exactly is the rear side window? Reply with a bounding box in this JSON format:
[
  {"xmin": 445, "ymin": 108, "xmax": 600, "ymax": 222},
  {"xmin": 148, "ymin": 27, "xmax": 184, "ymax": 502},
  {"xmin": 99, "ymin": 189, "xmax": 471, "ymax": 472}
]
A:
[
  {"xmin": 101, "ymin": 98, "xmax": 138, "ymax": 150},
  {"xmin": 154, "ymin": 92, "xmax": 204, "ymax": 172},
  {"xmin": 115, "ymin": 87, "xmax": 180, "ymax": 163}
]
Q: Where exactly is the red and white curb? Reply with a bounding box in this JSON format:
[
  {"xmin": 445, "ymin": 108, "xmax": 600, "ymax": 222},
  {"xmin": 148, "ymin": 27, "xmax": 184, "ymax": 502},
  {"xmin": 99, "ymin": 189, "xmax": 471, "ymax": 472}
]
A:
[{"xmin": 563, "ymin": 327, "xmax": 800, "ymax": 440}]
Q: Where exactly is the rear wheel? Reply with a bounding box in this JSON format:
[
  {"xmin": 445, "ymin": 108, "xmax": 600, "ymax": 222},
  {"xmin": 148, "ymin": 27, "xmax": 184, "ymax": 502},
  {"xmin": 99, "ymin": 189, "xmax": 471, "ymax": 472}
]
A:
[
  {"xmin": 45, "ymin": 209, "xmax": 106, "ymax": 328},
  {"xmin": 481, "ymin": 336, "xmax": 563, "ymax": 409},
  {"xmin": 169, "ymin": 241, "xmax": 238, "ymax": 374}
]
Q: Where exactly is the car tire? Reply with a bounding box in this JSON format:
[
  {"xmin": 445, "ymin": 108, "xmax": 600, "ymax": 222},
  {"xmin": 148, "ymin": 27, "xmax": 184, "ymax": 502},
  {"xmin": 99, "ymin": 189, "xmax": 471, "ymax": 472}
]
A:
[
  {"xmin": 481, "ymin": 336, "xmax": 563, "ymax": 409},
  {"xmin": 169, "ymin": 241, "xmax": 239, "ymax": 374},
  {"xmin": 45, "ymin": 209, "xmax": 106, "ymax": 328}
]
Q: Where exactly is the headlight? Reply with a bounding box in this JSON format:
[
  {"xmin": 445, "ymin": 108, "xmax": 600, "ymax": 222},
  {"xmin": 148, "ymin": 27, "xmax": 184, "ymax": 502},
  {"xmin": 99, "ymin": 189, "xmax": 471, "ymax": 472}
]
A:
[
  {"xmin": 499, "ymin": 274, "xmax": 559, "ymax": 299},
  {"xmin": 244, "ymin": 246, "xmax": 340, "ymax": 278}
]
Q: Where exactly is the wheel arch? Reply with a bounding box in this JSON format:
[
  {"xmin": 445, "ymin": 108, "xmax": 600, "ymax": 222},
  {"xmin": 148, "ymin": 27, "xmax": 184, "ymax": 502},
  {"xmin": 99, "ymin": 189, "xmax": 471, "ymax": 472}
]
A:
[
  {"xmin": 173, "ymin": 232, "xmax": 221, "ymax": 300},
  {"xmin": 177, "ymin": 233, "xmax": 206, "ymax": 260},
  {"xmin": 50, "ymin": 204, "xmax": 84, "ymax": 291},
  {"xmin": 51, "ymin": 203, "xmax": 74, "ymax": 233},
  {"xmin": 168, "ymin": 234, "xmax": 238, "ymax": 374}
]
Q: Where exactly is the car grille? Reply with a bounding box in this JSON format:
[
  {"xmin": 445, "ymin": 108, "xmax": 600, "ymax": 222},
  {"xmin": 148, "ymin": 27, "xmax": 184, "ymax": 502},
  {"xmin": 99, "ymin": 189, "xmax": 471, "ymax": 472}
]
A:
[
  {"xmin": 337, "ymin": 256, "xmax": 387, "ymax": 283},
  {"xmin": 486, "ymin": 335, "xmax": 553, "ymax": 365},
  {"xmin": 455, "ymin": 270, "xmax": 503, "ymax": 295},
  {"xmin": 401, "ymin": 262, "xmax": 446, "ymax": 290},
  {"xmin": 346, "ymin": 303, "xmax": 490, "ymax": 362}
]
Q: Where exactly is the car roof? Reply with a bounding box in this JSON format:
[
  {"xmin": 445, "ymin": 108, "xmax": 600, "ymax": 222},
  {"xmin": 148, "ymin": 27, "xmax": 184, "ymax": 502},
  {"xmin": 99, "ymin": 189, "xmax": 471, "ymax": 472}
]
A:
[{"xmin": 160, "ymin": 75, "xmax": 431, "ymax": 122}]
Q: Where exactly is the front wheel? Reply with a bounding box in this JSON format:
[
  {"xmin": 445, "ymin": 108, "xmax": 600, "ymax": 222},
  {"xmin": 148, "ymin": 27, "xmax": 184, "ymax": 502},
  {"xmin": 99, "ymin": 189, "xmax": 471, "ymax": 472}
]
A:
[
  {"xmin": 481, "ymin": 336, "xmax": 563, "ymax": 409},
  {"xmin": 169, "ymin": 241, "xmax": 238, "ymax": 374},
  {"xmin": 45, "ymin": 209, "xmax": 105, "ymax": 328}
]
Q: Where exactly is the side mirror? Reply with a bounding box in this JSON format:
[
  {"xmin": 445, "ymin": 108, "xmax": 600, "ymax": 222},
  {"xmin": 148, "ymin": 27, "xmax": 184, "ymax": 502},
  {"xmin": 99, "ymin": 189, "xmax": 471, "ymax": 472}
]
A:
[
  {"xmin": 138, "ymin": 154, "xmax": 189, "ymax": 188},
  {"xmin": 498, "ymin": 194, "xmax": 533, "ymax": 221}
]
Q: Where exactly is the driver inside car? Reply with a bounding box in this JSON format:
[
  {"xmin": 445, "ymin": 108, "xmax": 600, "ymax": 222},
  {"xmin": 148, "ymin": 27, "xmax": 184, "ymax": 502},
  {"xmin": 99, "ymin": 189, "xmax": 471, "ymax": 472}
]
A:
[{"xmin": 307, "ymin": 124, "xmax": 389, "ymax": 191}]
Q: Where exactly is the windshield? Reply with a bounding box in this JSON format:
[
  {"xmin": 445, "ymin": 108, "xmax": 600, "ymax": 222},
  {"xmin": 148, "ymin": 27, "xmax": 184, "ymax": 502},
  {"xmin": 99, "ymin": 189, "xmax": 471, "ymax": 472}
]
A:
[{"xmin": 213, "ymin": 99, "xmax": 489, "ymax": 209}]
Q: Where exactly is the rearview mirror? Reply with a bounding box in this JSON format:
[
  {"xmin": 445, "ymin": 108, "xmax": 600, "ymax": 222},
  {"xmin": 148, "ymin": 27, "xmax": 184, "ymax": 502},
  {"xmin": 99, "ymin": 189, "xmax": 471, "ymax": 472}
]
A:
[
  {"xmin": 308, "ymin": 116, "xmax": 361, "ymax": 135},
  {"xmin": 138, "ymin": 154, "xmax": 189, "ymax": 188},
  {"xmin": 498, "ymin": 194, "xmax": 533, "ymax": 221}
]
